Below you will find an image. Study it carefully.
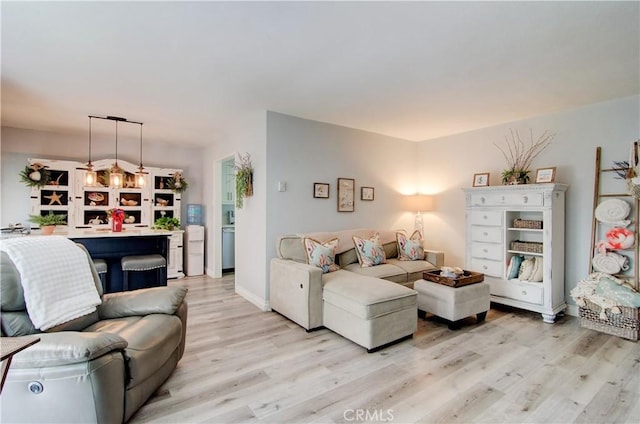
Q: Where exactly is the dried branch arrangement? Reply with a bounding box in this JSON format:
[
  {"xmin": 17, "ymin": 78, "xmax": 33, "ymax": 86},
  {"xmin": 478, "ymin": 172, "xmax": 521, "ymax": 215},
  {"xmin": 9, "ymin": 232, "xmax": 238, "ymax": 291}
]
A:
[{"xmin": 495, "ymin": 129, "xmax": 554, "ymax": 172}]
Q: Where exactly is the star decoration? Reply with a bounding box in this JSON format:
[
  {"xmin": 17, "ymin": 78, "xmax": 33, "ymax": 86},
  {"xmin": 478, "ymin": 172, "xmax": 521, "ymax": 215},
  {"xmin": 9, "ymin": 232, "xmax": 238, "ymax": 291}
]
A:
[{"xmin": 44, "ymin": 191, "xmax": 63, "ymax": 205}]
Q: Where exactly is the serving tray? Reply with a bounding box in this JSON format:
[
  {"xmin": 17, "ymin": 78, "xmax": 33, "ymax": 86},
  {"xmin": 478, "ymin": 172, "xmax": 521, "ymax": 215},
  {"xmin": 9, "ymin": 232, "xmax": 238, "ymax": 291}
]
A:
[{"xmin": 423, "ymin": 269, "xmax": 484, "ymax": 287}]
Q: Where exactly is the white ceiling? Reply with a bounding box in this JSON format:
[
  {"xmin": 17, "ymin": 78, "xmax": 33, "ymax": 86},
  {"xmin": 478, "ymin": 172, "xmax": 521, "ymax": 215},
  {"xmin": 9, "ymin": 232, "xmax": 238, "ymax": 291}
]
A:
[{"xmin": 1, "ymin": 1, "xmax": 638, "ymax": 147}]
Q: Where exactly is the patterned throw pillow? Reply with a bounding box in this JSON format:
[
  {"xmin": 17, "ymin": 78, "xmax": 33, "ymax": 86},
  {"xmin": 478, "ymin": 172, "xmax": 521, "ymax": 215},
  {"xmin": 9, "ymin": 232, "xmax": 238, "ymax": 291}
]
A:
[
  {"xmin": 396, "ymin": 230, "xmax": 425, "ymax": 261},
  {"xmin": 304, "ymin": 237, "xmax": 340, "ymax": 274},
  {"xmin": 352, "ymin": 233, "xmax": 387, "ymax": 267}
]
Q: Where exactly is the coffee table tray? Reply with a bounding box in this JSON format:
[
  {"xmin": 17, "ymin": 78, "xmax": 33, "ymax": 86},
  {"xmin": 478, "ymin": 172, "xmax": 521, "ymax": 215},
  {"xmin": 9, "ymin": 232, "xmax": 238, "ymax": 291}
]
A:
[{"xmin": 423, "ymin": 269, "xmax": 484, "ymax": 287}]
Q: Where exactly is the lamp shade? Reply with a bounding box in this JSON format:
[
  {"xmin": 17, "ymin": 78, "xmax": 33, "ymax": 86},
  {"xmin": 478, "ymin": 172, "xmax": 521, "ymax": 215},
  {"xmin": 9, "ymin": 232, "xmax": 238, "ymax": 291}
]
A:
[{"xmin": 405, "ymin": 194, "xmax": 434, "ymax": 212}]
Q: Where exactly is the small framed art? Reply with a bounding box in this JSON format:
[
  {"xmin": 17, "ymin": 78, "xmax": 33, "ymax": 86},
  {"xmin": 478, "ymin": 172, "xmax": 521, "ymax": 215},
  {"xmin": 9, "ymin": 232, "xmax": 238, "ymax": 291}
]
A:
[
  {"xmin": 361, "ymin": 187, "xmax": 374, "ymax": 201},
  {"xmin": 535, "ymin": 167, "xmax": 556, "ymax": 183},
  {"xmin": 313, "ymin": 182, "xmax": 329, "ymax": 198},
  {"xmin": 337, "ymin": 178, "xmax": 355, "ymax": 212},
  {"xmin": 473, "ymin": 173, "xmax": 490, "ymax": 187}
]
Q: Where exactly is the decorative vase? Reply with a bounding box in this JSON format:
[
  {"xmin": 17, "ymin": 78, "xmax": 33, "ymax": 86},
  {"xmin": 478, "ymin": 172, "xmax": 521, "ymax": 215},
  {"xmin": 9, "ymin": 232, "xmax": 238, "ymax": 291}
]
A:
[
  {"xmin": 41, "ymin": 225, "xmax": 55, "ymax": 235},
  {"xmin": 112, "ymin": 220, "xmax": 123, "ymax": 232}
]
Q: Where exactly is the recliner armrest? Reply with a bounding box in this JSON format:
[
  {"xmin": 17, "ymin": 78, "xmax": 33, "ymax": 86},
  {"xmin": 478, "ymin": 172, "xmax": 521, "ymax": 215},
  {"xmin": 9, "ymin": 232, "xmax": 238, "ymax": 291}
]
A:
[
  {"xmin": 424, "ymin": 250, "xmax": 445, "ymax": 267},
  {"xmin": 98, "ymin": 286, "xmax": 187, "ymax": 319},
  {"xmin": 10, "ymin": 332, "xmax": 127, "ymax": 368}
]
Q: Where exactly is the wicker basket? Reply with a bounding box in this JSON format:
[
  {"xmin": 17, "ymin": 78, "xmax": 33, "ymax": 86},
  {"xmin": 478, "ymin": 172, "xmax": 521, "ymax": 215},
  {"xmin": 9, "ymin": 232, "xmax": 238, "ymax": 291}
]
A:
[
  {"xmin": 579, "ymin": 299, "xmax": 640, "ymax": 341},
  {"xmin": 510, "ymin": 241, "xmax": 543, "ymax": 253},
  {"xmin": 513, "ymin": 219, "xmax": 543, "ymax": 229}
]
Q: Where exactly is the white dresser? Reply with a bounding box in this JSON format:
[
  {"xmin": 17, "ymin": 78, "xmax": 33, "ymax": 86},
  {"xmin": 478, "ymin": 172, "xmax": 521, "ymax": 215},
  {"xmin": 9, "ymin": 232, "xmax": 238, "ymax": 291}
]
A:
[{"xmin": 463, "ymin": 184, "xmax": 568, "ymax": 323}]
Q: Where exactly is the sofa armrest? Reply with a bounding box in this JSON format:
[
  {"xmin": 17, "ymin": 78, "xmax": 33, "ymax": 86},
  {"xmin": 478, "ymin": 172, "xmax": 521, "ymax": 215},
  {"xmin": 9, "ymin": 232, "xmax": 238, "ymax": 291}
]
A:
[
  {"xmin": 424, "ymin": 250, "xmax": 444, "ymax": 267},
  {"xmin": 10, "ymin": 332, "xmax": 127, "ymax": 368},
  {"xmin": 98, "ymin": 286, "xmax": 188, "ymax": 320},
  {"xmin": 269, "ymin": 258, "xmax": 323, "ymax": 330}
]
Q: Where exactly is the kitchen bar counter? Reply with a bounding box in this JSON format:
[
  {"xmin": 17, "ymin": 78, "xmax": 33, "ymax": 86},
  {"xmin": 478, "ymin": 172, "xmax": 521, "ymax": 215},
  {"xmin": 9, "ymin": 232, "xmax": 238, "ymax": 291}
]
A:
[{"xmin": 64, "ymin": 229, "xmax": 170, "ymax": 293}]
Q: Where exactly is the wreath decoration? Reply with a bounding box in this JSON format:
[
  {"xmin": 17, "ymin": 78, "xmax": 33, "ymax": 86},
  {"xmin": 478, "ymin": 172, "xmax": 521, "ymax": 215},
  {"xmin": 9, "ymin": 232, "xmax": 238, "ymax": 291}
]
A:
[
  {"xmin": 167, "ymin": 171, "xmax": 189, "ymax": 193},
  {"xmin": 20, "ymin": 163, "xmax": 51, "ymax": 187}
]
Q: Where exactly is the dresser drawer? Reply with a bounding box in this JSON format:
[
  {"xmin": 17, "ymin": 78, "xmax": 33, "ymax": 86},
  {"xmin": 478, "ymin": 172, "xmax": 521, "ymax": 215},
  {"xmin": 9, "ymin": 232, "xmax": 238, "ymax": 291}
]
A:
[
  {"xmin": 490, "ymin": 279, "xmax": 543, "ymax": 305},
  {"xmin": 504, "ymin": 193, "xmax": 544, "ymax": 207},
  {"xmin": 470, "ymin": 210, "xmax": 503, "ymax": 226},
  {"xmin": 471, "ymin": 242, "xmax": 503, "ymax": 261},
  {"xmin": 470, "ymin": 193, "xmax": 544, "ymax": 207},
  {"xmin": 470, "ymin": 258, "xmax": 503, "ymax": 278},
  {"xmin": 470, "ymin": 226, "xmax": 502, "ymax": 243}
]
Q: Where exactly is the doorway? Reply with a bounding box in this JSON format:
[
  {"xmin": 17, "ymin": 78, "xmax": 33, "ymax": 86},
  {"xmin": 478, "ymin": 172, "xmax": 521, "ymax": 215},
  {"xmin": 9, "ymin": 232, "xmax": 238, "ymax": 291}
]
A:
[{"xmin": 220, "ymin": 156, "xmax": 235, "ymax": 274}]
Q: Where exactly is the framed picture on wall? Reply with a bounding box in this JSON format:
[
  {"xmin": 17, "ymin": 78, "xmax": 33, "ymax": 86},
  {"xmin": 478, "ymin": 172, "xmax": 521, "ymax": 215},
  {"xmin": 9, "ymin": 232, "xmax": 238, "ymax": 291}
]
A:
[
  {"xmin": 337, "ymin": 178, "xmax": 355, "ymax": 212},
  {"xmin": 473, "ymin": 172, "xmax": 490, "ymax": 187},
  {"xmin": 535, "ymin": 167, "xmax": 556, "ymax": 183},
  {"xmin": 361, "ymin": 187, "xmax": 374, "ymax": 201},
  {"xmin": 313, "ymin": 182, "xmax": 329, "ymax": 198}
]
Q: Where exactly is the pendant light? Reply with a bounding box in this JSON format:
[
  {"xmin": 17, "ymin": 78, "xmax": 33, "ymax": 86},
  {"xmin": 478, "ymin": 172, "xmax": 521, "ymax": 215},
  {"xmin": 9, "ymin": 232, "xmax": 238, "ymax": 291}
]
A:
[
  {"xmin": 84, "ymin": 116, "xmax": 97, "ymax": 186},
  {"xmin": 108, "ymin": 116, "xmax": 125, "ymax": 189},
  {"xmin": 135, "ymin": 123, "xmax": 147, "ymax": 188}
]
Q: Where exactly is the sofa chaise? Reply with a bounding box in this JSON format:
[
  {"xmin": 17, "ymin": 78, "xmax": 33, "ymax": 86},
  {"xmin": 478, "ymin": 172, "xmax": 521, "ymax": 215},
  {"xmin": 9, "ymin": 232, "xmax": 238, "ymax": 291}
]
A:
[
  {"xmin": 0, "ymin": 240, "xmax": 187, "ymax": 423},
  {"xmin": 270, "ymin": 229, "xmax": 444, "ymax": 351}
]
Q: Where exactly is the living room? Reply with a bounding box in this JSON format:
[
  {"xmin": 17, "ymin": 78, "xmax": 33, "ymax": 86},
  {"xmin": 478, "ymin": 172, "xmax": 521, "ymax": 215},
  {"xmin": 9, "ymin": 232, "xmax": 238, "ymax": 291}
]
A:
[{"xmin": 1, "ymin": 1, "xmax": 639, "ymax": 422}]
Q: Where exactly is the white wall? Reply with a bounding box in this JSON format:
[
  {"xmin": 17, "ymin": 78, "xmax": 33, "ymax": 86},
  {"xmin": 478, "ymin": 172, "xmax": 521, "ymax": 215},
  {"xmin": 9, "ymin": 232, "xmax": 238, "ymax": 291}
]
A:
[
  {"xmin": 265, "ymin": 112, "xmax": 420, "ymax": 302},
  {"xmin": 418, "ymin": 95, "xmax": 640, "ymax": 309},
  {"xmin": 201, "ymin": 111, "xmax": 268, "ymax": 309},
  {"xmin": 1, "ymin": 126, "xmax": 204, "ymax": 228}
]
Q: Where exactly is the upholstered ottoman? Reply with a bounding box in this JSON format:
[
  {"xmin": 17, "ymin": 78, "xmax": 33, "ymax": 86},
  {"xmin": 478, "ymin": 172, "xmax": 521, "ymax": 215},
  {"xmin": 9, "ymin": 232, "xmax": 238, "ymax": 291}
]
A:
[
  {"xmin": 322, "ymin": 270, "xmax": 417, "ymax": 352},
  {"xmin": 415, "ymin": 279, "xmax": 490, "ymax": 329}
]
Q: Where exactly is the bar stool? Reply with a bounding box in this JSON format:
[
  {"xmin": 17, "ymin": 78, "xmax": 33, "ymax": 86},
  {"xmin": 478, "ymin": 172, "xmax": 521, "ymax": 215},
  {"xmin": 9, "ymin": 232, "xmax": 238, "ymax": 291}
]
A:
[
  {"xmin": 93, "ymin": 259, "xmax": 108, "ymax": 292},
  {"xmin": 121, "ymin": 254, "xmax": 166, "ymax": 291}
]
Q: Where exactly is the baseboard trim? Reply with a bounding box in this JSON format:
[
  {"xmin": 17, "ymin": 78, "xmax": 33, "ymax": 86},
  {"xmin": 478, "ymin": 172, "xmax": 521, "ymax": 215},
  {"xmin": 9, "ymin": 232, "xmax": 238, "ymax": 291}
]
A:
[
  {"xmin": 566, "ymin": 304, "xmax": 578, "ymax": 317},
  {"xmin": 235, "ymin": 285, "xmax": 270, "ymax": 311}
]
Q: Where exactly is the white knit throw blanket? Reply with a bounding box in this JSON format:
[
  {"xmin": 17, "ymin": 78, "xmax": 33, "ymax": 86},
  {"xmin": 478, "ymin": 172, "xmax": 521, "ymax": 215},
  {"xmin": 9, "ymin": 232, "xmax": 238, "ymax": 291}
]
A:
[{"xmin": 0, "ymin": 236, "xmax": 101, "ymax": 330}]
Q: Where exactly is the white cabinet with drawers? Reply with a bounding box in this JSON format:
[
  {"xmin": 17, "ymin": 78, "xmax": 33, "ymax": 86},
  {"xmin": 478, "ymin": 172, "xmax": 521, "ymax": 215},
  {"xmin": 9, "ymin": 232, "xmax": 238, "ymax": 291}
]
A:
[{"xmin": 464, "ymin": 184, "xmax": 568, "ymax": 323}]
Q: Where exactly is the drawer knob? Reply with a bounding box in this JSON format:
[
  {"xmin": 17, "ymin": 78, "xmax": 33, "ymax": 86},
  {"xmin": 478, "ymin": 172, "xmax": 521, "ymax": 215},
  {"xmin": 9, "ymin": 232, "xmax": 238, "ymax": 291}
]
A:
[
  {"xmin": 483, "ymin": 215, "xmax": 488, "ymax": 220},
  {"xmin": 481, "ymin": 197, "xmax": 486, "ymax": 204},
  {"xmin": 523, "ymin": 196, "xmax": 528, "ymax": 204},
  {"xmin": 483, "ymin": 248, "xmax": 488, "ymax": 253},
  {"xmin": 522, "ymin": 290, "xmax": 527, "ymax": 295},
  {"xmin": 483, "ymin": 232, "xmax": 488, "ymax": 236},
  {"xmin": 483, "ymin": 265, "xmax": 488, "ymax": 270}
]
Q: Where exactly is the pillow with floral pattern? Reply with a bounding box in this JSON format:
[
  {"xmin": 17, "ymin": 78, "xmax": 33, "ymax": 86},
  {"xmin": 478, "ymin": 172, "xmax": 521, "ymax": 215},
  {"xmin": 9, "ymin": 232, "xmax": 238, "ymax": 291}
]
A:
[
  {"xmin": 304, "ymin": 237, "xmax": 340, "ymax": 274},
  {"xmin": 352, "ymin": 232, "xmax": 387, "ymax": 267},
  {"xmin": 396, "ymin": 230, "xmax": 425, "ymax": 261}
]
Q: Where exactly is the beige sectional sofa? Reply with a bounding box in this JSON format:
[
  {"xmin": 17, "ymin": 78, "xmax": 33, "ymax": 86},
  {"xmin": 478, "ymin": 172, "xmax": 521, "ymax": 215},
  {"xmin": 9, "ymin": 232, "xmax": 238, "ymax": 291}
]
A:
[{"xmin": 270, "ymin": 229, "xmax": 444, "ymax": 351}]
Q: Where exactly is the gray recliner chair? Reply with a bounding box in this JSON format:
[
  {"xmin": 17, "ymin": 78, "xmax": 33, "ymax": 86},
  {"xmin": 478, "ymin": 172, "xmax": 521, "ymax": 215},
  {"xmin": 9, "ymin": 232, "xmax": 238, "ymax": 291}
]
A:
[{"xmin": 0, "ymin": 245, "xmax": 188, "ymax": 423}]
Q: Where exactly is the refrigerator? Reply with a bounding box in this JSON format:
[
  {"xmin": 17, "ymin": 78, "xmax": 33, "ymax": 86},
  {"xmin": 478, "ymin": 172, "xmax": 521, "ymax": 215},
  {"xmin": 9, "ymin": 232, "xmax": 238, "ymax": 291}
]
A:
[{"xmin": 184, "ymin": 225, "xmax": 205, "ymax": 276}]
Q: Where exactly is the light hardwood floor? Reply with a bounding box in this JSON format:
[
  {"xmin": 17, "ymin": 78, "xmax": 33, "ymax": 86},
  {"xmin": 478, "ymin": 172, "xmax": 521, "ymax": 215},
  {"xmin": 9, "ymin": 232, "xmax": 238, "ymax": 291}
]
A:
[{"xmin": 130, "ymin": 275, "xmax": 640, "ymax": 424}]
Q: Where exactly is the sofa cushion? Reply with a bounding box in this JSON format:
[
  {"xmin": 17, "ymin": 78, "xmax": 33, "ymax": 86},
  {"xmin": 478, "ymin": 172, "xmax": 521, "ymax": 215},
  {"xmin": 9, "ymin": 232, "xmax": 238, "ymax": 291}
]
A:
[
  {"xmin": 397, "ymin": 231, "xmax": 425, "ymax": 261},
  {"xmin": 322, "ymin": 271, "xmax": 417, "ymax": 320},
  {"xmin": 304, "ymin": 237, "xmax": 340, "ymax": 274},
  {"xmin": 353, "ymin": 232, "xmax": 386, "ymax": 267},
  {"xmin": 85, "ymin": 314, "xmax": 182, "ymax": 388},
  {"xmin": 386, "ymin": 258, "xmax": 437, "ymax": 283},
  {"xmin": 343, "ymin": 262, "xmax": 407, "ymax": 283}
]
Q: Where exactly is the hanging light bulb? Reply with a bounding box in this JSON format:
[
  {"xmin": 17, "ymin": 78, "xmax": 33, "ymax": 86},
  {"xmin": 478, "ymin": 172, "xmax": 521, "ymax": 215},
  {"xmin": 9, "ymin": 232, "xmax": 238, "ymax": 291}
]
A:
[
  {"xmin": 84, "ymin": 116, "xmax": 97, "ymax": 186},
  {"xmin": 135, "ymin": 122, "xmax": 147, "ymax": 188},
  {"xmin": 109, "ymin": 118, "xmax": 124, "ymax": 189}
]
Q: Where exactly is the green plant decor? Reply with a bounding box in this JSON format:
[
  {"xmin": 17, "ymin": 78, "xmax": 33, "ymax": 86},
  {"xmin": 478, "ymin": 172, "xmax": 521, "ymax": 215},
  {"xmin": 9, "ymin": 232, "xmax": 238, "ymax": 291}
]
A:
[
  {"xmin": 167, "ymin": 171, "xmax": 188, "ymax": 193},
  {"xmin": 235, "ymin": 152, "xmax": 253, "ymax": 209},
  {"xmin": 29, "ymin": 212, "xmax": 67, "ymax": 227},
  {"xmin": 494, "ymin": 129, "xmax": 554, "ymax": 185},
  {"xmin": 20, "ymin": 163, "xmax": 51, "ymax": 187},
  {"xmin": 501, "ymin": 169, "xmax": 531, "ymax": 185},
  {"xmin": 153, "ymin": 216, "xmax": 180, "ymax": 231}
]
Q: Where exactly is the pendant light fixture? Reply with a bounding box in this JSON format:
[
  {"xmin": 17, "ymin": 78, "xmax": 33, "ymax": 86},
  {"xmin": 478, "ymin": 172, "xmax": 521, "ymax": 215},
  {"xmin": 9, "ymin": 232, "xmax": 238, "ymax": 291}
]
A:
[
  {"xmin": 83, "ymin": 116, "xmax": 97, "ymax": 186},
  {"xmin": 135, "ymin": 122, "xmax": 147, "ymax": 188},
  {"xmin": 108, "ymin": 116, "xmax": 126, "ymax": 189}
]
